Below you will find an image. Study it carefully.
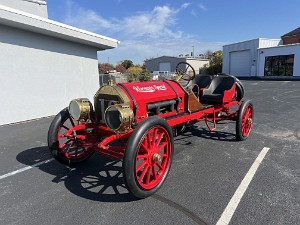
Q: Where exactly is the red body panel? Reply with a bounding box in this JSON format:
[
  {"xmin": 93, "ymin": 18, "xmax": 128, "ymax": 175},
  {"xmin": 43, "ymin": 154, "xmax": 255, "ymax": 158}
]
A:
[
  {"xmin": 118, "ymin": 80, "xmax": 186, "ymax": 122},
  {"xmin": 223, "ymin": 83, "xmax": 236, "ymax": 103}
]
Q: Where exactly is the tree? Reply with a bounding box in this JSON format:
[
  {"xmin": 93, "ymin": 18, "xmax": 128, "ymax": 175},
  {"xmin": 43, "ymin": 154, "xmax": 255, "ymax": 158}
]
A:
[
  {"xmin": 126, "ymin": 66, "xmax": 143, "ymax": 82},
  {"xmin": 126, "ymin": 66, "xmax": 153, "ymax": 82},
  {"xmin": 204, "ymin": 50, "xmax": 223, "ymax": 75},
  {"xmin": 98, "ymin": 63, "xmax": 114, "ymax": 74},
  {"xmin": 121, "ymin": 60, "xmax": 134, "ymax": 69},
  {"xmin": 138, "ymin": 70, "xmax": 153, "ymax": 81},
  {"xmin": 204, "ymin": 49, "xmax": 213, "ymax": 59},
  {"xmin": 115, "ymin": 63, "xmax": 126, "ymax": 73},
  {"xmin": 141, "ymin": 63, "xmax": 146, "ymax": 70},
  {"xmin": 210, "ymin": 50, "xmax": 222, "ymax": 66}
]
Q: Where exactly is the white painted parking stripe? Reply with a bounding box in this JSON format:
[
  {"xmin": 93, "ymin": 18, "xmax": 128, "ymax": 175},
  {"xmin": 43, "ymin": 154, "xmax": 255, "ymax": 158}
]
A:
[
  {"xmin": 216, "ymin": 147, "xmax": 270, "ymax": 225},
  {"xmin": 0, "ymin": 158, "xmax": 54, "ymax": 180}
]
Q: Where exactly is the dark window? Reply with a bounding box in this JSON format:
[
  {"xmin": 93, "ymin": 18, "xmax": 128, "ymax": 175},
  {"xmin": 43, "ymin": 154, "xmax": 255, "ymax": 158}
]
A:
[{"xmin": 264, "ymin": 54, "xmax": 294, "ymax": 76}]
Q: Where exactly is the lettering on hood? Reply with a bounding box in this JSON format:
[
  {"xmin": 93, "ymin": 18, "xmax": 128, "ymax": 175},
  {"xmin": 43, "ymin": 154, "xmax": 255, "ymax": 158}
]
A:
[{"xmin": 133, "ymin": 84, "xmax": 167, "ymax": 93}]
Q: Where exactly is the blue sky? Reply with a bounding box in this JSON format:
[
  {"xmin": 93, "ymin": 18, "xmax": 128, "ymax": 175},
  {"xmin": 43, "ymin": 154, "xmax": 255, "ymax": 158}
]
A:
[{"xmin": 47, "ymin": 0, "xmax": 300, "ymax": 65}]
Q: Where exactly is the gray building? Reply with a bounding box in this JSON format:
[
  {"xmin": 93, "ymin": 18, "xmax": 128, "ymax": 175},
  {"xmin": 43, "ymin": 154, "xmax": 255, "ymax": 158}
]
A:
[
  {"xmin": 0, "ymin": 0, "xmax": 118, "ymax": 125},
  {"xmin": 145, "ymin": 56, "xmax": 209, "ymax": 75},
  {"xmin": 222, "ymin": 39, "xmax": 281, "ymax": 77},
  {"xmin": 223, "ymin": 36, "xmax": 300, "ymax": 77}
]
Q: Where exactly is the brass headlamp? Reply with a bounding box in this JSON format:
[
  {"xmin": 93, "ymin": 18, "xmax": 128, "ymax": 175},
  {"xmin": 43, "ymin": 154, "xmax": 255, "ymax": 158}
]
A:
[
  {"xmin": 105, "ymin": 104, "xmax": 133, "ymax": 133},
  {"xmin": 68, "ymin": 98, "xmax": 93, "ymax": 121}
]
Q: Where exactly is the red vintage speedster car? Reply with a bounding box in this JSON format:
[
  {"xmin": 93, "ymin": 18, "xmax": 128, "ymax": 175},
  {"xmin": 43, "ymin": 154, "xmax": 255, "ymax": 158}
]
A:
[{"xmin": 48, "ymin": 62, "xmax": 253, "ymax": 198}]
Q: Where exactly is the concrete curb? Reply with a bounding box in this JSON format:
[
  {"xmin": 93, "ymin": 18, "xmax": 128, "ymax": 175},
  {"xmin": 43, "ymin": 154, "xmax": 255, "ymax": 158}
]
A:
[{"xmin": 236, "ymin": 76, "xmax": 300, "ymax": 81}]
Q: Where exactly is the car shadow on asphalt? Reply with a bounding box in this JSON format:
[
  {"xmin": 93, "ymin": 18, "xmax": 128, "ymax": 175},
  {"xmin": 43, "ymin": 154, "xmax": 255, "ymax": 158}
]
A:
[
  {"xmin": 16, "ymin": 124, "xmax": 237, "ymax": 203},
  {"xmin": 175, "ymin": 124, "xmax": 237, "ymax": 145},
  {"xmin": 16, "ymin": 146, "xmax": 138, "ymax": 202}
]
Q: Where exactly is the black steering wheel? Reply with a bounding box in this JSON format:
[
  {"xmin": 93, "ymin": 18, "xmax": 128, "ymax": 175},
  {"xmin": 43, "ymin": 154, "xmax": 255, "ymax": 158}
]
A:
[{"xmin": 175, "ymin": 62, "xmax": 196, "ymax": 86}]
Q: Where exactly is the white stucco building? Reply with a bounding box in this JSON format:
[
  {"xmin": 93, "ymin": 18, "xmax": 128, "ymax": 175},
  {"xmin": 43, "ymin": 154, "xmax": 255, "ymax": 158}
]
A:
[
  {"xmin": 0, "ymin": 0, "xmax": 119, "ymax": 125},
  {"xmin": 223, "ymin": 29, "xmax": 300, "ymax": 78},
  {"xmin": 257, "ymin": 44, "xmax": 300, "ymax": 77},
  {"xmin": 145, "ymin": 56, "xmax": 210, "ymax": 76}
]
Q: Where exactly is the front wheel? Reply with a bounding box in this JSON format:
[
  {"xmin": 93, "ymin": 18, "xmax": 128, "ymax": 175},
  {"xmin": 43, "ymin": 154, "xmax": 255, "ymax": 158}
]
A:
[
  {"xmin": 123, "ymin": 116, "xmax": 174, "ymax": 198},
  {"xmin": 236, "ymin": 100, "xmax": 254, "ymax": 141},
  {"xmin": 47, "ymin": 108, "xmax": 95, "ymax": 165}
]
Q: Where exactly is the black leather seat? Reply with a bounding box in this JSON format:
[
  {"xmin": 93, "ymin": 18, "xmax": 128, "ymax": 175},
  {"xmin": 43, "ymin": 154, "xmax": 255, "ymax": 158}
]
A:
[
  {"xmin": 191, "ymin": 75, "xmax": 213, "ymax": 95},
  {"xmin": 200, "ymin": 75, "xmax": 235, "ymax": 104},
  {"xmin": 193, "ymin": 75, "xmax": 213, "ymax": 89}
]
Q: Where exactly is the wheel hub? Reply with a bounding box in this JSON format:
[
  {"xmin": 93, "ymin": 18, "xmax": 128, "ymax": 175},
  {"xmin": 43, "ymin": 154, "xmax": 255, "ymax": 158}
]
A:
[
  {"xmin": 153, "ymin": 153, "xmax": 162, "ymax": 163},
  {"xmin": 247, "ymin": 118, "xmax": 253, "ymax": 124}
]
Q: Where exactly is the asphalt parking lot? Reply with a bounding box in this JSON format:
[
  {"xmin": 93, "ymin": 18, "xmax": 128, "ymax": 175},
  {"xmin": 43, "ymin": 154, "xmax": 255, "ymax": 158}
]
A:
[{"xmin": 1, "ymin": 80, "xmax": 300, "ymax": 225}]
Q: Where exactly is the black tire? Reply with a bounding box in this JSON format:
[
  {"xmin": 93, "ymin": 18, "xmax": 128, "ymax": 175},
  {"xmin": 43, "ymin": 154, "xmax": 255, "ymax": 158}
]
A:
[
  {"xmin": 236, "ymin": 99, "xmax": 254, "ymax": 141},
  {"xmin": 123, "ymin": 116, "xmax": 174, "ymax": 198},
  {"xmin": 47, "ymin": 108, "xmax": 94, "ymax": 166}
]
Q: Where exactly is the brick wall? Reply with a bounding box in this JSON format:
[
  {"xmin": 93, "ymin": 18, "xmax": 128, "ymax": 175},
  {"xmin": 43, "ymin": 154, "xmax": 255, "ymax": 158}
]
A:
[{"xmin": 282, "ymin": 35, "xmax": 300, "ymax": 45}]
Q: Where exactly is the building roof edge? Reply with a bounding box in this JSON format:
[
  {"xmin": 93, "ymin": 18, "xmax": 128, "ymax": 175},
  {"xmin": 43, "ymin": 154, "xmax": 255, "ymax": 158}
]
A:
[{"xmin": 0, "ymin": 4, "xmax": 119, "ymax": 49}]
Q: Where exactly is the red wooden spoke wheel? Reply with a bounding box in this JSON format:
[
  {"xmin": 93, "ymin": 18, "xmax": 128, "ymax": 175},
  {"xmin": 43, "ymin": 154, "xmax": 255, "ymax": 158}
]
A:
[
  {"xmin": 57, "ymin": 119, "xmax": 93, "ymax": 160},
  {"xmin": 135, "ymin": 126, "xmax": 172, "ymax": 190},
  {"xmin": 123, "ymin": 116, "xmax": 174, "ymax": 198},
  {"xmin": 236, "ymin": 99, "xmax": 254, "ymax": 141},
  {"xmin": 48, "ymin": 108, "xmax": 95, "ymax": 165},
  {"xmin": 241, "ymin": 105, "xmax": 253, "ymax": 137}
]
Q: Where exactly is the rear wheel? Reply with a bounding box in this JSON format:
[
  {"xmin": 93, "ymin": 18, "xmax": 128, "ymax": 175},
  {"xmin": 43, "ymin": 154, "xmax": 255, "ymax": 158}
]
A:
[
  {"xmin": 236, "ymin": 100, "xmax": 254, "ymax": 141},
  {"xmin": 123, "ymin": 116, "xmax": 173, "ymax": 198},
  {"xmin": 47, "ymin": 108, "xmax": 95, "ymax": 165}
]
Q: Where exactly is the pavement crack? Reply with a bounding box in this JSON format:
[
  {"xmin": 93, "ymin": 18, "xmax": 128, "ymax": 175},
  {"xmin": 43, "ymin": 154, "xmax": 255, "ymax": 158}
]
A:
[
  {"xmin": 152, "ymin": 194, "xmax": 208, "ymax": 225},
  {"xmin": 294, "ymin": 128, "xmax": 300, "ymax": 140}
]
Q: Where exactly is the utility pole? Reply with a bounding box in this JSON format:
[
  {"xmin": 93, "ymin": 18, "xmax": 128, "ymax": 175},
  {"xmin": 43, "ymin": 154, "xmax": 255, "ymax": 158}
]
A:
[{"xmin": 192, "ymin": 45, "xmax": 195, "ymax": 57}]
